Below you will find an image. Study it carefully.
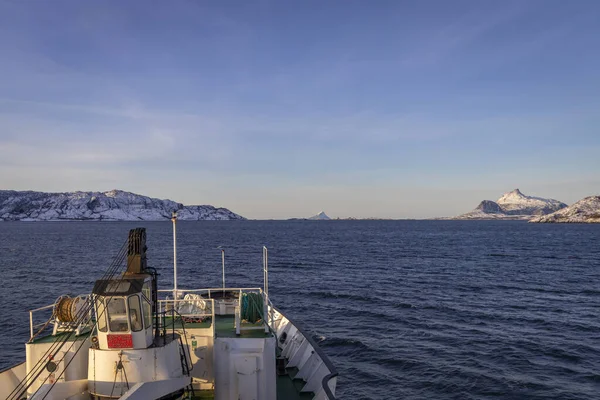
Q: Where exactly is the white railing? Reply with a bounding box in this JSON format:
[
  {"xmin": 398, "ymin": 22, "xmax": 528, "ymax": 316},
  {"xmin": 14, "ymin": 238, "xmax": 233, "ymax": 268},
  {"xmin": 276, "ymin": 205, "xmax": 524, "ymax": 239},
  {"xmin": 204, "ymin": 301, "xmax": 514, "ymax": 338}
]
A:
[
  {"xmin": 28, "ymin": 304, "xmax": 54, "ymax": 340},
  {"xmin": 158, "ymin": 288, "xmax": 278, "ymax": 335},
  {"xmin": 157, "ymin": 297, "xmax": 215, "ymax": 321},
  {"xmin": 158, "ymin": 287, "xmax": 264, "ymax": 296}
]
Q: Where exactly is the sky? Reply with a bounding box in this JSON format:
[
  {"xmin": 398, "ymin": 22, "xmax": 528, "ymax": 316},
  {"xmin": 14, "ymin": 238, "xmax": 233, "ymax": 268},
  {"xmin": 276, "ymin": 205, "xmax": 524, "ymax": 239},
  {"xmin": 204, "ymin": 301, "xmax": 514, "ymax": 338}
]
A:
[{"xmin": 0, "ymin": 0, "xmax": 599, "ymax": 219}]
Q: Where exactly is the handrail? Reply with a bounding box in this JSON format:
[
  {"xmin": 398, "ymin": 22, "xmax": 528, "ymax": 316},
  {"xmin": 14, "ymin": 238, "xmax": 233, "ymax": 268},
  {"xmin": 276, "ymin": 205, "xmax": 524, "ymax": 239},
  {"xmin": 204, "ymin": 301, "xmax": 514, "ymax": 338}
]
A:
[
  {"xmin": 157, "ymin": 287, "xmax": 263, "ymax": 294},
  {"xmin": 156, "ymin": 299, "xmax": 213, "ymax": 315},
  {"xmin": 171, "ymin": 309, "xmax": 194, "ymax": 374},
  {"xmin": 28, "ymin": 305, "xmax": 54, "ymax": 339}
]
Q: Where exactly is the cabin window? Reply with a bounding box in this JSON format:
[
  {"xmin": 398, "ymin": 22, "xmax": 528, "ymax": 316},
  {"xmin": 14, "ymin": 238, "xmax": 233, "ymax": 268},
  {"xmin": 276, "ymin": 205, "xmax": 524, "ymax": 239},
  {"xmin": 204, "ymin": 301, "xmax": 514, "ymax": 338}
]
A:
[
  {"xmin": 128, "ymin": 295, "xmax": 143, "ymax": 332},
  {"xmin": 105, "ymin": 281, "xmax": 131, "ymax": 293},
  {"xmin": 143, "ymin": 300, "xmax": 152, "ymax": 329},
  {"xmin": 142, "ymin": 282, "xmax": 152, "ymax": 329},
  {"xmin": 95, "ymin": 297, "xmax": 107, "ymax": 332},
  {"xmin": 106, "ymin": 297, "xmax": 129, "ymax": 332}
]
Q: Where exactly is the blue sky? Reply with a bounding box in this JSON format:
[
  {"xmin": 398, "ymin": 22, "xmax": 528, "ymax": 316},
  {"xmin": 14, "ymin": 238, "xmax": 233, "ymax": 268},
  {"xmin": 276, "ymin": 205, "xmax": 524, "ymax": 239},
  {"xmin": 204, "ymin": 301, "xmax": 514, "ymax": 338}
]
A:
[{"xmin": 0, "ymin": 1, "xmax": 599, "ymax": 219}]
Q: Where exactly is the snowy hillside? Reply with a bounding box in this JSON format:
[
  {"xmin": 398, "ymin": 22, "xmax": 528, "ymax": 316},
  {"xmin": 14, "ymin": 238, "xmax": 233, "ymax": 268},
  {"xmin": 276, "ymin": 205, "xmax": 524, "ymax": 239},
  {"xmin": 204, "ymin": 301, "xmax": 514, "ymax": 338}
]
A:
[
  {"xmin": 529, "ymin": 196, "xmax": 600, "ymax": 223},
  {"xmin": 496, "ymin": 189, "xmax": 566, "ymax": 215},
  {"xmin": 308, "ymin": 211, "xmax": 331, "ymax": 220},
  {"xmin": 0, "ymin": 190, "xmax": 245, "ymax": 221},
  {"xmin": 452, "ymin": 189, "xmax": 566, "ymax": 220}
]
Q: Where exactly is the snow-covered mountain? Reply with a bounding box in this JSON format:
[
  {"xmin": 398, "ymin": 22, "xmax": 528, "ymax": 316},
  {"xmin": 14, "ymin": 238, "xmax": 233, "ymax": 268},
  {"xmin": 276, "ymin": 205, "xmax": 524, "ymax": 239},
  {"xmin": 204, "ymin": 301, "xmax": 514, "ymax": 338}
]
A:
[
  {"xmin": 452, "ymin": 189, "xmax": 567, "ymax": 220},
  {"xmin": 0, "ymin": 190, "xmax": 245, "ymax": 221},
  {"xmin": 308, "ymin": 211, "xmax": 331, "ymax": 220},
  {"xmin": 529, "ymin": 196, "xmax": 600, "ymax": 223},
  {"xmin": 496, "ymin": 189, "xmax": 566, "ymax": 215}
]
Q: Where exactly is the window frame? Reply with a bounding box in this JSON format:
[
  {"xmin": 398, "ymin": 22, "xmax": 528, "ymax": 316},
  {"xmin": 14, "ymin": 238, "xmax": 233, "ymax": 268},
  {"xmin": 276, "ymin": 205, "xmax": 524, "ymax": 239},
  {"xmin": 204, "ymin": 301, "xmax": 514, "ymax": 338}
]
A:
[
  {"xmin": 127, "ymin": 295, "xmax": 143, "ymax": 332},
  {"xmin": 142, "ymin": 281, "xmax": 152, "ymax": 330},
  {"xmin": 95, "ymin": 296, "xmax": 108, "ymax": 333},
  {"xmin": 106, "ymin": 297, "xmax": 130, "ymax": 333}
]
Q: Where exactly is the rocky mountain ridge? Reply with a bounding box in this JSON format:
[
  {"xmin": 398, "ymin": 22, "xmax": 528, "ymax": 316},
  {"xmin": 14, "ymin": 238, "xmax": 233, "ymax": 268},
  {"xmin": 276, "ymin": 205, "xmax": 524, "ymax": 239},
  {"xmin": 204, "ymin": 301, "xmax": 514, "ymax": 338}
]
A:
[
  {"xmin": 453, "ymin": 189, "xmax": 567, "ymax": 220},
  {"xmin": 529, "ymin": 196, "xmax": 600, "ymax": 223},
  {"xmin": 0, "ymin": 189, "xmax": 245, "ymax": 221}
]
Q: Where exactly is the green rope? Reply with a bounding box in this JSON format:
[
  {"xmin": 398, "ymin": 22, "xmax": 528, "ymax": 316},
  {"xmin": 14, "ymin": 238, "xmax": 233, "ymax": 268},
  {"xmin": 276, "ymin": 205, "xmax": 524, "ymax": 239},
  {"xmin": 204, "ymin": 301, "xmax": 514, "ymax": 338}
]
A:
[{"xmin": 241, "ymin": 293, "xmax": 263, "ymax": 323}]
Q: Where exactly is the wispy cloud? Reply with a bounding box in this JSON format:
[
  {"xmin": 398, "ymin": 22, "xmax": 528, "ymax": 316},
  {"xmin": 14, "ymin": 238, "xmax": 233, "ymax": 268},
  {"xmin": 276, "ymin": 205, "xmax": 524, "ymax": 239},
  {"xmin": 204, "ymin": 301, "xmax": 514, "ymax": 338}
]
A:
[{"xmin": 0, "ymin": 1, "xmax": 599, "ymax": 217}]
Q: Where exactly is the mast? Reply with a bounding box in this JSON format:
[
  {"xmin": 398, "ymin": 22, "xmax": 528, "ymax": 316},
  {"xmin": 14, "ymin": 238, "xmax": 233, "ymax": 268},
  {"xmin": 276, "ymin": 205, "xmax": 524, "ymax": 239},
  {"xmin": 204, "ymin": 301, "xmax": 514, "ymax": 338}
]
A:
[
  {"xmin": 171, "ymin": 211, "xmax": 178, "ymax": 299},
  {"xmin": 263, "ymin": 246, "xmax": 268, "ymax": 298},
  {"xmin": 221, "ymin": 248, "xmax": 225, "ymax": 290}
]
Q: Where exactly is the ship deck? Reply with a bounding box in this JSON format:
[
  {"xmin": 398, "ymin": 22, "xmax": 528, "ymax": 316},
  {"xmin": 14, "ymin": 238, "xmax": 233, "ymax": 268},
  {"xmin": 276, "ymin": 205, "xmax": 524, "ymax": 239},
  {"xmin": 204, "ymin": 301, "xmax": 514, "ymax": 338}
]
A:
[
  {"xmin": 30, "ymin": 329, "xmax": 90, "ymax": 344},
  {"xmin": 189, "ymin": 372, "xmax": 314, "ymax": 400},
  {"xmin": 179, "ymin": 316, "xmax": 313, "ymax": 399},
  {"xmin": 30, "ymin": 319, "xmax": 314, "ymax": 399},
  {"xmin": 165, "ymin": 315, "xmax": 271, "ymax": 338}
]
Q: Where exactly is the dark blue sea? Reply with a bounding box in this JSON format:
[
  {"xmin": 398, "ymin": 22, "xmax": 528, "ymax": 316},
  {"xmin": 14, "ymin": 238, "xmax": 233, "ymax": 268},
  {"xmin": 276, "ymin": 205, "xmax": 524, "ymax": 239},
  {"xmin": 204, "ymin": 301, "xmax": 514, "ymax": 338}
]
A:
[{"xmin": 1, "ymin": 221, "xmax": 599, "ymax": 399}]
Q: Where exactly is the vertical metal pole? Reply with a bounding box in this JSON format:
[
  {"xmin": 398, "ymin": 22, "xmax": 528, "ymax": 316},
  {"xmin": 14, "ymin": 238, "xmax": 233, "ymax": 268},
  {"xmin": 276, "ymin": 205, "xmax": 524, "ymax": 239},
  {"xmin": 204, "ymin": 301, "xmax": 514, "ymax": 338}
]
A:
[
  {"xmin": 263, "ymin": 246, "xmax": 270, "ymax": 333},
  {"xmin": 263, "ymin": 246, "xmax": 269, "ymax": 298},
  {"xmin": 29, "ymin": 311, "xmax": 34, "ymax": 339},
  {"xmin": 222, "ymin": 249, "xmax": 225, "ymax": 291},
  {"xmin": 172, "ymin": 212, "xmax": 178, "ymax": 300}
]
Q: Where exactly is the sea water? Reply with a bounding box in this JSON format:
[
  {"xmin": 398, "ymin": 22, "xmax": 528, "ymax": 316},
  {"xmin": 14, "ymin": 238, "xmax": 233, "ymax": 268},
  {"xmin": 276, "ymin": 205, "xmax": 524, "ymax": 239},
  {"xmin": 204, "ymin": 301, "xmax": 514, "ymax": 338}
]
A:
[{"xmin": 1, "ymin": 220, "xmax": 599, "ymax": 399}]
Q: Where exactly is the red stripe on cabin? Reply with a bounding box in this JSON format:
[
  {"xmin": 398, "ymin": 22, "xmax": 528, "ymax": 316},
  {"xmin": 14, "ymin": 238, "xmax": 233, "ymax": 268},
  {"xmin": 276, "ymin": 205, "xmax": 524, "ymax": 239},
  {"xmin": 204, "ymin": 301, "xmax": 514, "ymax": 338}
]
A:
[{"xmin": 107, "ymin": 334, "xmax": 133, "ymax": 348}]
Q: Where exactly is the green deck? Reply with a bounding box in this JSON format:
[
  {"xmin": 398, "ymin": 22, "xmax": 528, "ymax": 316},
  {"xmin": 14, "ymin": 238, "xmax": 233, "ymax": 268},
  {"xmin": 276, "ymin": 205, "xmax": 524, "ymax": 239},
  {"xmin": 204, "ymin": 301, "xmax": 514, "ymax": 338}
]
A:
[
  {"xmin": 188, "ymin": 374, "xmax": 313, "ymax": 400},
  {"xmin": 30, "ymin": 329, "xmax": 90, "ymax": 344},
  {"xmin": 165, "ymin": 315, "xmax": 271, "ymax": 338},
  {"xmin": 276, "ymin": 372, "xmax": 314, "ymax": 399},
  {"xmin": 190, "ymin": 390, "xmax": 215, "ymax": 399},
  {"xmin": 214, "ymin": 315, "xmax": 270, "ymax": 338}
]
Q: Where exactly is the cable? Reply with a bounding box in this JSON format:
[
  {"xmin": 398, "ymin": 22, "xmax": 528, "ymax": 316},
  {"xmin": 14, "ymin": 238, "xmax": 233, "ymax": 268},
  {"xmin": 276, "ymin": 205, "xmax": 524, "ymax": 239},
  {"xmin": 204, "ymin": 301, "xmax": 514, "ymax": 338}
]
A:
[
  {"xmin": 38, "ymin": 243, "xmax": 147, "ymax": 400},
  {"xmin": 36, "ymin": 249, "xmax": 134, "ymax": 399},
  {"xmin": 109, "ymin": 359, "xmax": 119, "ymax": 399},
  {"xmin": 8, "ymin": 252, "xmax": 127, "ymax": 400},
  {"xmin": 6, "ymin": 240, "xmax": 129, "ymax": 400}
]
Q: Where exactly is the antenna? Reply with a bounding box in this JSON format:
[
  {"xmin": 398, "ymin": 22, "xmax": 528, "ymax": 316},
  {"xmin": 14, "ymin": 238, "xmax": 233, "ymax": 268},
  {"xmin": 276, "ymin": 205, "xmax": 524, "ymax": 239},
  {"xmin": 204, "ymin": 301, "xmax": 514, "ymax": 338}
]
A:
[{"xmin": 171, "ymin": 211, "xmax": 178, "ymax": 299}]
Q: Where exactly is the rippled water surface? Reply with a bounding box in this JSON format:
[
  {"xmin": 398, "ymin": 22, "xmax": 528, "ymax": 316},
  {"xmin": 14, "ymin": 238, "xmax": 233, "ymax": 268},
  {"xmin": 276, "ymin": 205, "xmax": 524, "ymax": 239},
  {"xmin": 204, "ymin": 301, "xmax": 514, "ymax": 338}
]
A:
[{"xmin": 1, "ymin": 221, "xmax": 600, "ymax": 399}]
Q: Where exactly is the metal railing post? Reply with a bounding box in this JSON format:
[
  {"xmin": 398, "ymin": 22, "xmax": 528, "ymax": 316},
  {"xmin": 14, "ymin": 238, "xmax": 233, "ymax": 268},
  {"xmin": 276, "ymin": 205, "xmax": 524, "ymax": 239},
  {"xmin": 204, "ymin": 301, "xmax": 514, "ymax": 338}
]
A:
[
  {"xmin": 29, "ymin": 311, "xmax": 34, "ymax": 339},
  {"xmin": 263, "ymin": 246, "xmax": 268, "ymax": 298},
  {"xmin": 211, "ymin": 299, "xmax": 216, "ymax": 338},
  {"xmin": 222, "ymin": 249, "xmax": 225, "ymax": 295},
  {"xmin": 263, "ymin": 291, "xmax": 269, "ymax": 334},
  {"xmin": 270, "ymin": 299, "xmax": 274, "ymax": 333}
]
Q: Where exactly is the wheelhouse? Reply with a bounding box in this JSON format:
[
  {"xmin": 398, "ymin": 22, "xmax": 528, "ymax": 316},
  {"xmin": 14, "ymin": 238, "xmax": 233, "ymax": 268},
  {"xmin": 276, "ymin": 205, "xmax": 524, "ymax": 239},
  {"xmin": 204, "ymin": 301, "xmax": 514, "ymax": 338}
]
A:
[{"xmin": 92, "ymin": 276, "xmax": 154, "ymax": 349}]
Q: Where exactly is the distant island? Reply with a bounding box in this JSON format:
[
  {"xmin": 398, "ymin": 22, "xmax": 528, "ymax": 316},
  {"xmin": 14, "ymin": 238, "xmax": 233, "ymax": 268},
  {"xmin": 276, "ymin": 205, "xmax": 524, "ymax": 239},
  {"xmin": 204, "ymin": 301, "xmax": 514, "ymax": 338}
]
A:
[
  {"xmin": 309, "ymin": 211, "xmax": 331, "ymax": 220},
  {"xmin": 289, "ymin": 212, "xmax": 396, "ymax": 221},
  {"xmin": 450, "ymin": 189, "xmax": 567, "ymax": 220},
  {"xmin": 0, "ymin": 190, "xmax": 245, "ymax": 221},
  {"xmin": 287, "ymin": 211, "xmax": 332, "ymax": 221}
]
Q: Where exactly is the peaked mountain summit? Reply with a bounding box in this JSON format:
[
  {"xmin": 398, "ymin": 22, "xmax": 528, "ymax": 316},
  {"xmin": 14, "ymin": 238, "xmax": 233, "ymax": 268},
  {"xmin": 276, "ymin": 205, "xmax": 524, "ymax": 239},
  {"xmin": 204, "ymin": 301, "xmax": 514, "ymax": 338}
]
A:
[
  {"xmin": 496, "ymin": 189, "xmax": 566, "ymax": 215},
  {"xmin": 452, "ymin": 189, "xmax": 567, "ymax": 220},
  {"xmin": 308, "ymin": 211, "xmax": 331, "ymax": 220},
  {"xmin": 0, "ymin": 189, "xmax": 245, "ymax": 221}
]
